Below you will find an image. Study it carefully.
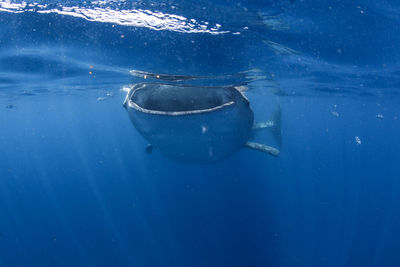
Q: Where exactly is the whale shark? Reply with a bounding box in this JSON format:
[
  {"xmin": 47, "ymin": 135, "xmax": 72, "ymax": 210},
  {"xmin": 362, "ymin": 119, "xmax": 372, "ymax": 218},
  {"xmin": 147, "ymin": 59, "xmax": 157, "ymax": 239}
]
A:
[{"xmin": 123, "ymin": 83, "xmax": 280, "ymax": 164}]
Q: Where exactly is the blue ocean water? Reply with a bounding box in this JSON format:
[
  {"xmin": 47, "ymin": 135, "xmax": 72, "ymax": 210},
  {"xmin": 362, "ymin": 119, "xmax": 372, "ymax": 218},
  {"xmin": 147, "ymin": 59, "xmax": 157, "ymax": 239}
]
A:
[{"xmin": 1, "ymin": 0, "xmax": 400, "ymax": 266}]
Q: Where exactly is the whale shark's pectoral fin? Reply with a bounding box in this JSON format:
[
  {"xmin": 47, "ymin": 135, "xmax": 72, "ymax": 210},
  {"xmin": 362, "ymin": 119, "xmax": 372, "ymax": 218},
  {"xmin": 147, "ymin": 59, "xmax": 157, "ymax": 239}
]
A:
[
  {"xmin": 245, "ymin": 142, "xmax": 280, "ymax": 157},
  {"xmin": 145, "ymin": 144, "xmax": 153, "ymax": 154}
]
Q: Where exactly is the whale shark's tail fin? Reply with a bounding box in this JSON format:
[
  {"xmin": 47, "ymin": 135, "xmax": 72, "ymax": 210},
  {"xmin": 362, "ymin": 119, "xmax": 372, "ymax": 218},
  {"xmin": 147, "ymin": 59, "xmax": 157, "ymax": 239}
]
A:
[{"xmin": 270, "ymin": 104, "xmax": 282, "ymax": 148}]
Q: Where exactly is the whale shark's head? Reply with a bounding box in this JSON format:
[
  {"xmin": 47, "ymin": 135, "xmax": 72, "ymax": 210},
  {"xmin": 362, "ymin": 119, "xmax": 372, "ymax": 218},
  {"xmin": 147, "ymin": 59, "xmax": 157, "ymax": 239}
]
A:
[{"xmin": 124, "ymin": 83, "xmax": 254, "ymax": 164}]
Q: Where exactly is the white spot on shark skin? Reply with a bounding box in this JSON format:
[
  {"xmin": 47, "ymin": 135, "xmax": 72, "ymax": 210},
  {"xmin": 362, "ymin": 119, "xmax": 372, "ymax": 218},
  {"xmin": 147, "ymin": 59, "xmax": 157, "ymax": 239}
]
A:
[
  {"xmin": 355, "ymin": 136, "xmax": 362, "ymax": 145},
  {"xmin": 201, "ymin": 124, "xmax": 208, "ymax": 134}
]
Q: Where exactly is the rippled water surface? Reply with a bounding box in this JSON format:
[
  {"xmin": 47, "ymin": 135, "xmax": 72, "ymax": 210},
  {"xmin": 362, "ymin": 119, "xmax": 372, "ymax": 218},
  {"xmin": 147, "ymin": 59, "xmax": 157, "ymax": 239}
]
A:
[{"xmin": 1, "ymin": 0, "xmax": 400, "ymax": 266}]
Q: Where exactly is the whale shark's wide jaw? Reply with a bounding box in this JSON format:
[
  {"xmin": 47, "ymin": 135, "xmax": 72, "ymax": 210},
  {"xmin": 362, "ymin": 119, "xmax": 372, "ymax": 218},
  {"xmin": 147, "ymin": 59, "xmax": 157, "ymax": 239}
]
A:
[{"xmin": 125, "ymin": 83, "xmax": 236, "ymax": 116}]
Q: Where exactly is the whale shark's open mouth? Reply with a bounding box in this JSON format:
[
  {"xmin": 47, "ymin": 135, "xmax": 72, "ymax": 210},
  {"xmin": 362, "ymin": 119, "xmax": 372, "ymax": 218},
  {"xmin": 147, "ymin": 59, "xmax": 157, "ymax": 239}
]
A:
[{"xmin": 125, "ymin": 83, "xmax": 236, "ymax": 115}]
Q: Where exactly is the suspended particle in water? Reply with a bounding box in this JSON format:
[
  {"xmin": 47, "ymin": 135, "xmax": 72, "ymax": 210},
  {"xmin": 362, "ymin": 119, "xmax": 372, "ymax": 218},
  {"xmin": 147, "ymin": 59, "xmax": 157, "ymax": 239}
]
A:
[
  {"xmin": 376, "ymin": 114, "xmax": 384, "ymax": 120},
  {"xmin": 208, "ymin": 146, "xmax": 214, "ymax": 157},
  {"xmin": 331, "ymin": 111, "xmax": 339, "ymax": 117},
  {"xmin": 355, "ymin": 136, "xmax": 362, "ymax": 145},
  {"xmin": 121, "ymin": 86, "xmax": 130, "ymax": 93},
  {"xmin": 97, "ymin": 91, "xmax": 114, "ymax": 102}
]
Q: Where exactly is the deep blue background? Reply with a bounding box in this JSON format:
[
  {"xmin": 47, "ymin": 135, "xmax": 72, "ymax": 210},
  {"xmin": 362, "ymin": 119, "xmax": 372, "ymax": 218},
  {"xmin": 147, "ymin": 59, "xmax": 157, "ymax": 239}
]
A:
[{"xmin": 1, "ymin": 0, "xmax": 400, "ymax": 266}]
